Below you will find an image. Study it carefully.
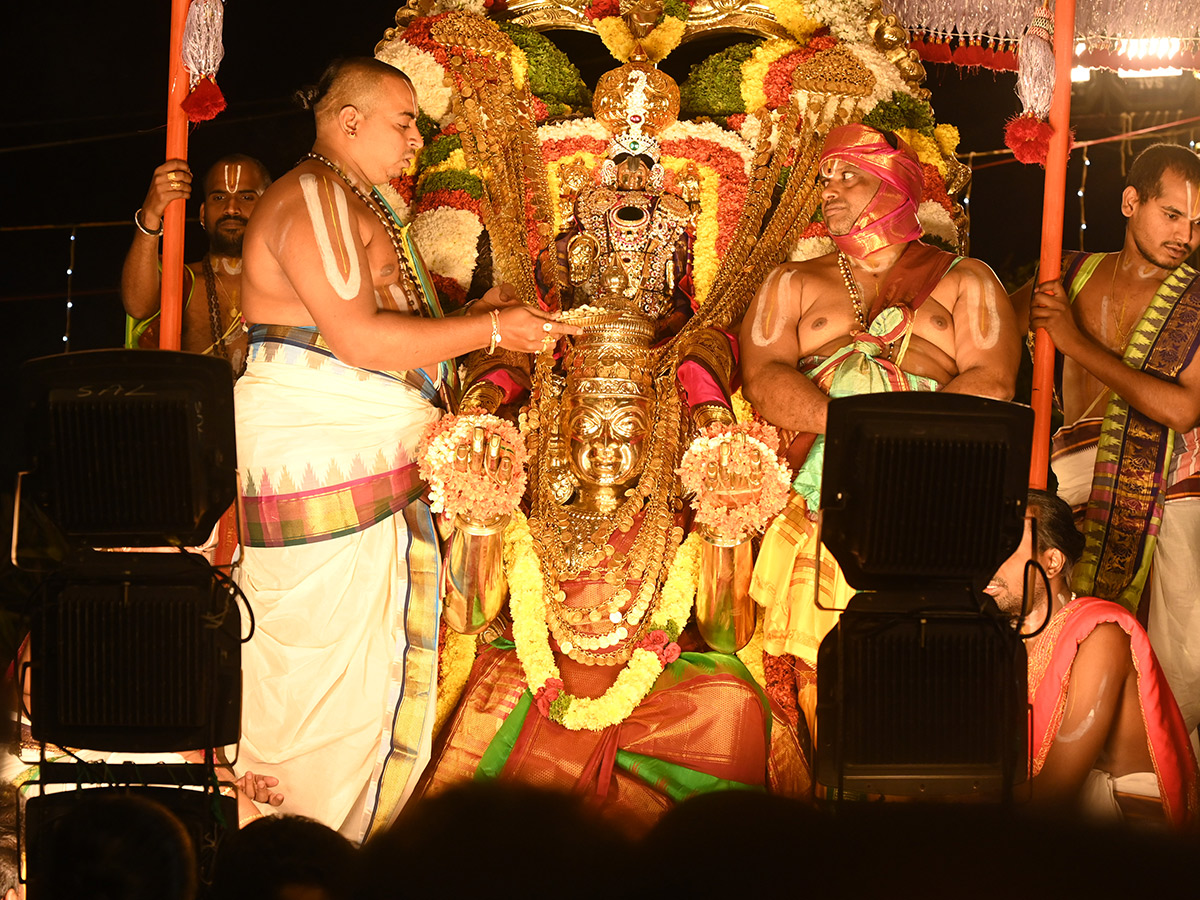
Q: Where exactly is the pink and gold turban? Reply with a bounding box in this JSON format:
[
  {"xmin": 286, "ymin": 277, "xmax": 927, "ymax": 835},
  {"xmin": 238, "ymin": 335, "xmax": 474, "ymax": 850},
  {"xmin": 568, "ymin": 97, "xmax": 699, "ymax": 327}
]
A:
[{"xmin": 819, "ymin": 124, "xmax": 924, "ymax": 257}]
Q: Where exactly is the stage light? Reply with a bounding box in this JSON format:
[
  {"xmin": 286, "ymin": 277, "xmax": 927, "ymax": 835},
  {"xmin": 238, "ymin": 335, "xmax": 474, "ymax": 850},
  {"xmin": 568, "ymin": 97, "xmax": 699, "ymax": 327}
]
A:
[{"xmin": 815, "ymin": 393, "xmax": 1032, "ymax": 799}]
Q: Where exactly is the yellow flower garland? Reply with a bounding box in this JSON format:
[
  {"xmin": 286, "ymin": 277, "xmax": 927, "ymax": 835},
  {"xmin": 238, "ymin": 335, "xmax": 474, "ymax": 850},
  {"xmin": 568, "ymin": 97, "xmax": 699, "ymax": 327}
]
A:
[
  {"xmin": 740, "ymin": 39, "xmax": 800, "ymax": 114},
  {"xmin": 511, "ymin": 45, "xmax": 528, "ymax": 91},
  {"xmin": 896, "ymin": 128, "xmax": 949, "ymax": 178},
  {"xmin": 594, "ymin": 16, "xmax": 686, "ymax": 64},
  {"xmin": 433, "ymin": 629, "xmax": 478, "ymax": 736},
  {"xmin": 503, "ymin": 512, "xmax": 702, "ymax": 731},
  {"xmin": 764, "ymin": 0, "xmax": 824, "ymax": 41},
  {"xmin": 933, "ymin": 123, "xmax": 960, "ymax": 159}
]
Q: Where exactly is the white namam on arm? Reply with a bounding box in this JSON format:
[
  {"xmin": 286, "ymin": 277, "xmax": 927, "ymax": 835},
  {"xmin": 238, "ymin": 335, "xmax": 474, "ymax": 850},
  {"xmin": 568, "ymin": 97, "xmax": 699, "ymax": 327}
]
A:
[{"xmin": 298, "ymin": 173, "xmax": 362, "ymax": 301}]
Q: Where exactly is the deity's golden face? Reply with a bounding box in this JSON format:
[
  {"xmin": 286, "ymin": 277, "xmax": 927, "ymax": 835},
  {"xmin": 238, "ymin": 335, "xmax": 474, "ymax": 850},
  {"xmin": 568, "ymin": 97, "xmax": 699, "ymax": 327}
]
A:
[{"xmin": 563, "ymin": 392, "xmax": 651, "ymax": 490}]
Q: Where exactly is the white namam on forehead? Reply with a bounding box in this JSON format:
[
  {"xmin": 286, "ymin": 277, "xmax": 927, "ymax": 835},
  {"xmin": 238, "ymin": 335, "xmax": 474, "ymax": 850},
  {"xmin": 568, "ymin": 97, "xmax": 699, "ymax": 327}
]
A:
[
  {"xmin": 749, "ymin": 268, "xmax": 793, "ymax": 347},
  {"xmin": 819, "ymin": 157, "xmax": 845, "ymax": 179},
  {"xmin": 299, "ymin": 174, "xmax": 362, "ymax": 301},
  {"xmin": 964, "ymin": 272, "xmax": 1001, "ymax": 350},
  {"xmin": 224, "ymin": 163, "xmax": 243, "ymax": 193}
]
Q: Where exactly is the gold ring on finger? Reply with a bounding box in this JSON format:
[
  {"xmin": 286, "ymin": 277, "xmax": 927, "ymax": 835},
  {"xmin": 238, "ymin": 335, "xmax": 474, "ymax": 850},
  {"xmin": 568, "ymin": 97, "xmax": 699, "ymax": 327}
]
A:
[{"xmin": 542, "ymin": 321, "xmax": 554, "ymax": 333}]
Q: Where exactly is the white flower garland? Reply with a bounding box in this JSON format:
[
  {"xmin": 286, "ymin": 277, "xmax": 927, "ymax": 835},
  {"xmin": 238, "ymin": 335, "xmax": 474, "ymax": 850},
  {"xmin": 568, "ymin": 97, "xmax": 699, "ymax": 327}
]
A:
[
  {"xmin": 376, "ymin": 41, "xmax": 453, "ymax": 124},
  {"xmin": 801, "ymin": 0, "xmax": 876, "ymax": 44},
  {"xmin": 917, "ymin": 200, "xmax": 957, "ymax": 246},
  {"xmin": 410, "ymin": 207, "xmax": 483, "ymax": 289},
  {"xmin": 537, "ymin": 119, "xmax": 611, "ymax": 143}
]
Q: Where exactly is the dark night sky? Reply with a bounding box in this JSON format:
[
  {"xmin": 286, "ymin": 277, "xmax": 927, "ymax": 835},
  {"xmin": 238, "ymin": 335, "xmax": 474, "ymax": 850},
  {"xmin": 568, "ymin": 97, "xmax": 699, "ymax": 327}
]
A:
[{"xmin": 2, "ymin": 2, "xmax": 1196, "ymax": 474}]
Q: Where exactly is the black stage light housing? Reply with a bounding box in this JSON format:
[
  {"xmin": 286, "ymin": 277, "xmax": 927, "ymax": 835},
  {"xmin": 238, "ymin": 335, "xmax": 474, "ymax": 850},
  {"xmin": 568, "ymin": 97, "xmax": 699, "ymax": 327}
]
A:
[
  {"xmin": 815, "ymin": 393, "xmax": 1033, "ymax": 798},
  {"xmin": 818, "ymin": 392, "xmax": 1031, "ymax": 589},
  {"xmin": 29, "ymin": 552, "xmax": 241, "ymax": 752},
  {"xmin": 24, "ymin": 783, "xmax": 237, "ymax": 894},
  {"xmin": 18, "ymin": 349, "xmax": 235, "ymax": 549}
]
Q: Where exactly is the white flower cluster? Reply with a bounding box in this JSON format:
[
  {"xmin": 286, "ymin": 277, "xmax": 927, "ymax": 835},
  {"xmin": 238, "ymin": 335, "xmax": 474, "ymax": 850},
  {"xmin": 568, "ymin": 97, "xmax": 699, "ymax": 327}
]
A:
[
  {"xmin": 376, "ymin": 41, "xmax": 453, "ymax": 124},
  {"xmin": 410, "ymin": 208, "xmax": 483, "ymax": 290}
]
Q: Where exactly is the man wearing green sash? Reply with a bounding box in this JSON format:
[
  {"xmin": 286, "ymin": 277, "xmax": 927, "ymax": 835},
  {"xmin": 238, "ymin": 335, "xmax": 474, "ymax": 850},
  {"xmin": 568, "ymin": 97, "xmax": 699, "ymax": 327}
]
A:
[
  {"xmin": 1018, "ymin": 143, "xmax": 1200, "ymax": 750},
  {"xmin": 233, "ymin": 57, "xmax": 577, "ymax": 841}
]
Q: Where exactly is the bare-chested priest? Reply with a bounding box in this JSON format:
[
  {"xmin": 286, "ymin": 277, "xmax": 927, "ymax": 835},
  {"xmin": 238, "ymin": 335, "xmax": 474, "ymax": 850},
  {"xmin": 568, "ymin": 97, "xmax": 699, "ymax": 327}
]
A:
[
  {"xmin": 741, "ymin": 124, "xmax": 1020, "ymax": 725},
  {"xmin": 988, "ymin": 490, "xmax": 1197, "ymax": 825},
  {"xmin": 233, "ymin": 57, "xmax": 578, "ymax": 841}
]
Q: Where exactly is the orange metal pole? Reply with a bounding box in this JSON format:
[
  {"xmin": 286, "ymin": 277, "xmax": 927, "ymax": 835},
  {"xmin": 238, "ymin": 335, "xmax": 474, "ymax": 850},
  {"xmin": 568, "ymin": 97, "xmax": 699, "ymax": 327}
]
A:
[
  {"xmin": 1028, "ymin": 0, "xmax": 1078, "ymax": 489},
  {"xmin": 160, "ymin": 0, "xmax": 191, "ymax": 351}
]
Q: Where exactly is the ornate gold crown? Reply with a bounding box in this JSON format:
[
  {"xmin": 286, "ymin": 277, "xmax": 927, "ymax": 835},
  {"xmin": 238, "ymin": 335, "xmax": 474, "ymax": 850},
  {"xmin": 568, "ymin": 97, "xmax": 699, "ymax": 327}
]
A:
[
  {"xmin": 564, "ymin": 313, "xmax": 656, "ymax": 397},
  {"xmin": 593, "ymin": 61, "xmax": 680, "ymax": 137}
]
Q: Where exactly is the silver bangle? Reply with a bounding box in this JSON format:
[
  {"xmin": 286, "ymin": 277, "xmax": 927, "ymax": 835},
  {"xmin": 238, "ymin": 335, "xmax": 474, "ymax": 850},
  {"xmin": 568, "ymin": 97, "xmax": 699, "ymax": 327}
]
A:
[{"xmin": 134, "ymin": 208, "xmax": 163, "ymax": 237}]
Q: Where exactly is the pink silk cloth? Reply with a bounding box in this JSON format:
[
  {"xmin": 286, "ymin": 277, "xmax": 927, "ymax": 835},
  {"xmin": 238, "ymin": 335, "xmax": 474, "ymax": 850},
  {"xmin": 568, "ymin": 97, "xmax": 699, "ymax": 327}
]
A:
[
  {"xmin": 819, "ymin": 123, "xmax": 924, "ymax": 257},
  {"xmin": 1029, "ymin": 596, "xmax": 1199, "ymax": 827}
]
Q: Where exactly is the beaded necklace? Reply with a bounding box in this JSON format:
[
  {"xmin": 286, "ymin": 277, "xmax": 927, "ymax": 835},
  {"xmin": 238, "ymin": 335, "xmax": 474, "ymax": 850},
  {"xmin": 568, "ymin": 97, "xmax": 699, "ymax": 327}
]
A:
[
  {"xmin": 837, "ymin": 251, "xmax": 868, "ymax": 334},
  {"xmin": 304, "ymin": 151, "xmax": 421, "ymax": 315}
]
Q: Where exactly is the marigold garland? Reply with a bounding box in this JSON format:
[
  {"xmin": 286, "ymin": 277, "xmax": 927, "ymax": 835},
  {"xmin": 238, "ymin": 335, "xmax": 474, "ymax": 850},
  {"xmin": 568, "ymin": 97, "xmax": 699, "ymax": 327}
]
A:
[
  {"xmin": 741, "ymin": 39, "xmax": 800, "ymax": 113},
  {"xmin": 764, "ymin": 0, "xmax": 824, "ymax": 42},
  {"xmin": 586, "ymin": 0, "xmax": 694, "ymax": 63},
  {"xmin": 504, "ymin": 512, "xmax": 702, "ymax": 731},
  {"xmin": 434, "ymin": 627, "xmax": 478, "ymax": 736}
]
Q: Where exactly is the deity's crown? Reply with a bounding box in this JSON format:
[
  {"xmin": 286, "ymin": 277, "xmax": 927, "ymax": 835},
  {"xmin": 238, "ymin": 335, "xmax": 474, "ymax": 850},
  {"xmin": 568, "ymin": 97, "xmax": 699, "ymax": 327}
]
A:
[
  {"xmin": 607, "ymin": 131, "xmax": 660, "ymax": 164},
  {"xmin": 563, "ymin": 311, "xmax": 656, "ymax": 398},
  {"xmin": 593, "ymin": 61, "xmax": 680, "ymax": 138}
]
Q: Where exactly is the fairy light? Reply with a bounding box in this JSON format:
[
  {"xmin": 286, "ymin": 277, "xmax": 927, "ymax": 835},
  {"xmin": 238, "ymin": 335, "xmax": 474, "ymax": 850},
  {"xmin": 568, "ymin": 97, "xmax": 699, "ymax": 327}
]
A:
[
  {"xmin": 1078, "ymin": 147, "xmax": 1089, "ymax": 249},
  {"xmin": 64, "ymin": 228, "xmax": 76, "ymax": 350}
]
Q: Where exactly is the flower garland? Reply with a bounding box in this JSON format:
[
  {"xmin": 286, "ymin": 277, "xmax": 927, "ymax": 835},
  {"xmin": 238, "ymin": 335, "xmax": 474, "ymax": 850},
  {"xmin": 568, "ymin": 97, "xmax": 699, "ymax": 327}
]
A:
[
  {"xmin": 679, "ymin": 42, "xmax": 759, "ymax": 119},
  {"xmin": 585, "ymin": 0, "xmax": 696, "ymax": 64},
  {"xmin": 799, "ymin": 0, "xmax": 875, "ymax": 44},
  {"xmin": 376, "ymin": 40, "xmax": 454, "ymax": 125},
  {"xmin": 896, "ymin": 127, "xmax": 950, "ymax": 179},
  {"xmin": 760, "ymin": 35, "xmax": 840, "ymax": 109},
  {"xmin": 418, "ymin": 413, "xmax": 527, "ymax": 522},
  {"xmin": 740, "ymin": 39, "xmax": 801, "ymax": 113},
  {"xmin": 505, "ymin": 511, "xmax": 702, "ymax": 731},
  {"xmin": 917, "ymin": 200, "xmax": 957, "ymax": 247},
  {"xmin": 410, "ymin": 207, "xmax": 483, "ymax": 290},
  {"xmin": 763, "ymin": 0, "xmax": 824, "ymax": 42},
  {"xmin": 434, "ymin": 625, "xmax": 479, "ymax": 736},
  {"xmin": 677, "ymin": 422, "xmax": 791, "ymax": 537},
  {"xmin": 498, "ymin": 22, "xmax": 591, "ymax": 119}
]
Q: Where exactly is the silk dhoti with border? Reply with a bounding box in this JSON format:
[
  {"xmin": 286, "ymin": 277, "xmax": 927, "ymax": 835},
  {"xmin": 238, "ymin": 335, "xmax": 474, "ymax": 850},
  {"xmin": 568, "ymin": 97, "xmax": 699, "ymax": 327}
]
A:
[
  {"xmin": 234, "ymin": 325, "xmax": 444, "ymax": 842},
  {"xmin": 420, "ymin": 643, "xmax": 809, "ymax": 835}
]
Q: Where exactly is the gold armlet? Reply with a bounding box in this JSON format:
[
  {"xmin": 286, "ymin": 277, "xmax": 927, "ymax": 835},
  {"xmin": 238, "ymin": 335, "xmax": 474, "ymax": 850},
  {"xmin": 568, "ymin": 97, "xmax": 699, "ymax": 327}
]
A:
[
  {"xmin": 460, "ymin": 380, "xmax": 506, "ymax": 415},
  {"xmin": 678, "ymin": 327, "xmax": 735, "ymax": 386},
  {"xmin": 692, "ymin": 402, "xmax": 736, "ymax": 432}
]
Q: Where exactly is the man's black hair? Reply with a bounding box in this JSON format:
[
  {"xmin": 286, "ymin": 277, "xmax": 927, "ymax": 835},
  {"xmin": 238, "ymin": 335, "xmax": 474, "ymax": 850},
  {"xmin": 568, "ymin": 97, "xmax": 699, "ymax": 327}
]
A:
[
  {"xmin": 1126, "ymin": 143, "xmax": 1200, "ymax": 202},
  {"xmin": 1026, "ymin": 489, "xmax": 1084, "ymax": 571}
]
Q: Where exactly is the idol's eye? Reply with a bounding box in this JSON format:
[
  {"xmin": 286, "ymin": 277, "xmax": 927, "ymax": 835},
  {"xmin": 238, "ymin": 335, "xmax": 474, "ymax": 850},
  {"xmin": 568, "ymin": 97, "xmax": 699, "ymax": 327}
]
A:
[
  {"xmin": 569, "ymin": 412, "xmax": 602, "ymax": 437},
  {"xmin": 611, "ymin": 411, "xmax": 646, "ymax": 438}
]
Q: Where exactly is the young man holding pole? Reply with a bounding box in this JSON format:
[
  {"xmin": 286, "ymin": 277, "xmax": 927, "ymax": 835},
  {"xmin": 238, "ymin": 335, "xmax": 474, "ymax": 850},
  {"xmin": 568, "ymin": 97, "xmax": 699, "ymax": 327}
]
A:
[{"xmin": 1013, "ymin": 143, "xmax": 1200, "ymax": 751}]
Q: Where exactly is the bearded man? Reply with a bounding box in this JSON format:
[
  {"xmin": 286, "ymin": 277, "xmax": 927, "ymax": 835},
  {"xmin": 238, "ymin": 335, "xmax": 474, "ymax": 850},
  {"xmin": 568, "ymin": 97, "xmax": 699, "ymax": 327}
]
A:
[
  {"xmin": 122, "ymin": 154, "xmax": 272, "ymax": 374},
  {"xmin": 987, "ymin": 490, "xmax": 1197, "ymax": 825},
  {"xmin": 740, "ymin": 124, "xmax": 1020, "ymax": 725}
]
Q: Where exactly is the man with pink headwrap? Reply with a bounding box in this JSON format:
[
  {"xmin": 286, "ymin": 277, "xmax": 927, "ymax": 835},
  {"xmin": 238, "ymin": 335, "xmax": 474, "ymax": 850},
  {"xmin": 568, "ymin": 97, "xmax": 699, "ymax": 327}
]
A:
[{"xmin": 739, "ymin": 124, "xmax": 1020, "ymax": 735}]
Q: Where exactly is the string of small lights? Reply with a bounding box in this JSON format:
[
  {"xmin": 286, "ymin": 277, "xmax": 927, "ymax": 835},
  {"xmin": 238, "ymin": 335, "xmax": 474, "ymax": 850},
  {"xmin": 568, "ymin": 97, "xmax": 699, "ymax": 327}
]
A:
[
  {"xmin": 64, "ymin": 228, "xmax": 76, "ymax": 351},
  {"xmin": 1078, "ymin": 147, "xmax": 1090, "ymax": 250}
]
